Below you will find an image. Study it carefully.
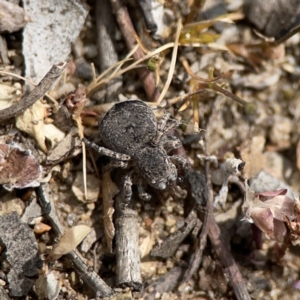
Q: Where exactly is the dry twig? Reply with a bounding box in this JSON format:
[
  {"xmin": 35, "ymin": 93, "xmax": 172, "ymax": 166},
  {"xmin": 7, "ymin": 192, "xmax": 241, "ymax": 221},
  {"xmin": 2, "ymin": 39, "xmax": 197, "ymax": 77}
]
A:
[
  {"xmin": 110, "ymin": 0, "xmax": 160, "ymax": 101},
  {"xmin": 114, "ymin": 173, "xmax": 142, "ymax": 291},
  {"xmin": 37, "ymin": 183, "xmax": 113, "ymax": 298},
  {"xmin": 208, "ymin": 217, "xmax": 251, "ymax": 300},
  {"xmin": 0, "ymin": 62, "xmax": 66, "ymax": 121},
  {"xmin": 183, "ymin": 160, "xmax": 212, "ymax": 282}
]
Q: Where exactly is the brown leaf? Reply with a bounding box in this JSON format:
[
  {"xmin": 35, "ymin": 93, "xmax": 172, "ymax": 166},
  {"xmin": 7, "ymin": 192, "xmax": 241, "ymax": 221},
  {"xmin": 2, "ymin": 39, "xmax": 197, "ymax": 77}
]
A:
[{"xmin": 0, "ymin": 143, "xmax": 41, "ymax": 190}]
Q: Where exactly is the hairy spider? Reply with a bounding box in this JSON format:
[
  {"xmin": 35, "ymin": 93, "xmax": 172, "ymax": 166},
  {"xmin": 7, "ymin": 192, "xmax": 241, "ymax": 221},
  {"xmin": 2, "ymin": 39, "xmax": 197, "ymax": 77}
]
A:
[{"xmin": 83, "ymin": 99, "xmax": 188, "ymax": 200}]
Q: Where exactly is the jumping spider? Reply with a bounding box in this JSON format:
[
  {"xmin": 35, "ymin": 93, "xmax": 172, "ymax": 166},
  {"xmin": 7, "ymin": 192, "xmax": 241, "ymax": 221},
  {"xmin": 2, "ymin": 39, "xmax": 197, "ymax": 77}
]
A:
[{"xmin": 83, "ymin": 99, "xmax": 188, "ymax": 200}]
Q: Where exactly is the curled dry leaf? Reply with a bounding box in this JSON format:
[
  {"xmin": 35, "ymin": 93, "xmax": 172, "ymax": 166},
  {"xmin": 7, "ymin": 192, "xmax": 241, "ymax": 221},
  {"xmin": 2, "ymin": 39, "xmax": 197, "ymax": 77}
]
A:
[
  {"xmin": 0, "ymin": 143, "xmax": 41, "ymax": 190},
  {"xmin": 48, "ymin": 225, "xmax": 91, "ymax": 261},
  {"xmin": 242, "ymin": 181, "xmax": 297, "ymax": 243}
]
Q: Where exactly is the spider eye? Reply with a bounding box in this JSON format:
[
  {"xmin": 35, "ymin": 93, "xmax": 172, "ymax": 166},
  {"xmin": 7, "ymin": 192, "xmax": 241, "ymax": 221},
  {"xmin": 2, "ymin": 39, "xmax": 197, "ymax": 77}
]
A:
[{"xmin": 177, "ymin": 176, "xmax": 184, "ymax": 184}]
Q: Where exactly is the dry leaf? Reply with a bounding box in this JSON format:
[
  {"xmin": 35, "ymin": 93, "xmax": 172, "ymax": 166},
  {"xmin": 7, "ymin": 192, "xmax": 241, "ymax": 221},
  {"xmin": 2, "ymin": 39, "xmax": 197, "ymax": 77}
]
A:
[
  {"xmin": 0, "ymin": 143, "xmax": 41, "ymax": 190},
  {"xmin": 46, "ymin": 127, "xmax": 81, "ymax": 165},
  {"xmin": 48, "ymin": 225, "xmax": 91, "ymax": 261},
  {"xmin": 139, "ymin": 227, "xmax": 155, "ymax": 258},
  {"xmin": 16, "ymin": 100, "xmax": 48, "ymax": 152},
  {"xmin": 242, "ymin": 181, "xmax": 297, "ymax": 242},
  {"xmin": 102, "ymin": 170, "xmax": 119, "ymax": 252},
  {"xmin": 0, "ymin": 83, "xmax": 21, "ymax": 109},
  {"xmin": 44, "ymin": 123, "xmax": 65, "ymax": 150},
  {"xmin": 239, "ymin": 136, "xmax": 266, "ymax": 179},
  {"xmin": 72, "ymin": 172, "xmax": 100, "ymax": 202}
]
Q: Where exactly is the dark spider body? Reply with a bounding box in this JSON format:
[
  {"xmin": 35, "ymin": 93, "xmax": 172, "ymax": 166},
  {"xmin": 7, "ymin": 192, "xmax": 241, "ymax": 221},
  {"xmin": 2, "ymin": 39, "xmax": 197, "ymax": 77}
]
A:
[
  {"xmin": 100, "ymin": 100, "xmax": 157, "ymax": 156},
  {"xmin": 83, "ymin": 99, "xmax": 187, "ymax": 196}
]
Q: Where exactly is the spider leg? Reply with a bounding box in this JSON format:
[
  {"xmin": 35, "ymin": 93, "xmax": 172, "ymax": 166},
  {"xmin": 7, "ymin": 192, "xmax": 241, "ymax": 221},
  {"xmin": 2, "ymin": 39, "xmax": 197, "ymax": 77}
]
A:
[
  {"xmin": 83, "ymin": 138, "xmax": 131, "ymax": 161},
  {"xmin": 137, "ymin": 179, "xmax": 151, "ymax": 201},
  {"xmin": 152, "ymin": 110, "xmax": 179, "ymax": 144},
  {"xmin": 170, "ymin": 155, "xmax": 190, "ymax": 174},
  {"xmin": 162, "ymin": 136, "xmax": 182, "ymax": 152},
  {"xmin": 123, "ymin": 171, "xmax": 133, "ymax": 203},
  {"xmin": 104, "ymin": 160, "xmax": 129, "ymax": 172}
]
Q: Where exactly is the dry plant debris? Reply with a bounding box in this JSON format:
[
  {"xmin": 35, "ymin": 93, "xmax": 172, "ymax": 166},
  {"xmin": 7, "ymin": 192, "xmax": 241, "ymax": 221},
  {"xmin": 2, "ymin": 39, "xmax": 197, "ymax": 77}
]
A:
[
  {"xmin": 0, "ymin": 143, "xmax": 41, "ymax": 190},
  {"xmin": 1, "ymin": 0, "xmax": 300, "ymax": 299},
  {"xmin": 48, "ymin": 225, "xmax": 92, "ymax": 261}
]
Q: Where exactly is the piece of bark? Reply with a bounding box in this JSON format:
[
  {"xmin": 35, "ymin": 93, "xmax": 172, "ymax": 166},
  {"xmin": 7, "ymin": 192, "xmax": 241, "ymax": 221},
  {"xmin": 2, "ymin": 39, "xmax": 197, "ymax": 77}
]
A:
[
  {"xmin": 142, "ymin": 267, "xmax": 185, "ymax": 300},
  {"xmin": 151, "ymin": 215, "xmax": 200, "ymax": 259},
  {"xmin": 36, "ymin": 183, "xmax": 113, "ymax": 298},
  {"xmin": 114, "ymin": 175, "xmax": 142, "ymax": 291},
  {"xmin": 0, "ymin": 62, "xmax": 67, "ymax": 122}
]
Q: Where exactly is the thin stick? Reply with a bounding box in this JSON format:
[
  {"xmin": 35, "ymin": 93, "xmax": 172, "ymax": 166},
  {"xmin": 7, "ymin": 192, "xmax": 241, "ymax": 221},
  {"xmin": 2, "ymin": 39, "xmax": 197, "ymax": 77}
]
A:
[
  {"xmin": 0, "ymin": 71, "xmax": 60, "ymax": 107},
  {"xmin": 270, "ymin": 23, "xmax": 300, "ymax": 46},
  {"xmin": 208, "ymin": 217, "xmax": 251, "ymax": 299},
  {"xmin": 183, "ymin": 161, "xmax": 212, "ymax": 282},
  {"xmin": 181, "ymin": 56, "xmax": 248, "ymax": 107},
  {"xmin": 37, "ymin": 183, "xmax": 113, "ymax": 298},
  {"xmin": 0, "ymin": 62, "xmax": 66, "ymax": 121}
]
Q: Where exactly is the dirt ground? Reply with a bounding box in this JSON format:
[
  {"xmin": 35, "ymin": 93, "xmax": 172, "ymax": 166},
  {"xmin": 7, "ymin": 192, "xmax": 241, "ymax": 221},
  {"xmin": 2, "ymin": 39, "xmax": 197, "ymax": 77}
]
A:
[{"xmin": 1, "ymin": 0, "xmax": 300, "ymax": 299}]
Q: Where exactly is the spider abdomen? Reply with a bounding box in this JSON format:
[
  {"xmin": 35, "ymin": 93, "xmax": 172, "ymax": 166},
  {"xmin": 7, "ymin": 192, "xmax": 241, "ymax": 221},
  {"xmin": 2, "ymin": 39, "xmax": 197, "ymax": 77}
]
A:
[{"xmin": 100, "ymin": 100, "xmax": 157, "ymax": 156}]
